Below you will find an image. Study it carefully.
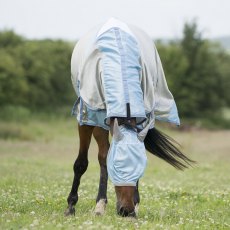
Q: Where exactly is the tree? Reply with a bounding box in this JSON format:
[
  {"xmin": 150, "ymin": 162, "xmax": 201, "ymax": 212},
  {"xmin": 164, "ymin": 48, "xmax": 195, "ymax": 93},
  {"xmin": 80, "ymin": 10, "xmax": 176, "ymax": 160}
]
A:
[
  {"xmin": 17, "ymin": 39, "xmax": 74, "ymax": 108},
  {"xmin": 213, "ymin": 46, "xmax": 230, "ymax": 107},
  {"xmin": 178, "ymin": 22, "xmax": 225, "ymax": 118},
  {"xmin": 0, "ymin": 50, "xmax": 28, "ymax": 106},
  {"xmin": 156, "ymin": 41, "xmax": 188, "ymax": 98},
  {"xmin": 0, "ymin": 30, "xmax": 75, "ymax": 109},
  {"xmin": 0, "ymin": 30, "xmax": 24, "ymax": 48}
]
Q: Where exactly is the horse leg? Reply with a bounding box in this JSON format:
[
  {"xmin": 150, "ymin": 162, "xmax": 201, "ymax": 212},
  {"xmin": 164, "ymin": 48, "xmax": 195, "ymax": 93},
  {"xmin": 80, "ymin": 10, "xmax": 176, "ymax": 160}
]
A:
[
  {"xmin": 65, "ymin": 125, "xmax": 94, "ymax": 216},
  {"xmin": 134, "ymin": 180, "xmax": 140, "ymax": 215},
  {"xmin": 93, "ymin": 127, "xmax": 110, "ymax": 215}
]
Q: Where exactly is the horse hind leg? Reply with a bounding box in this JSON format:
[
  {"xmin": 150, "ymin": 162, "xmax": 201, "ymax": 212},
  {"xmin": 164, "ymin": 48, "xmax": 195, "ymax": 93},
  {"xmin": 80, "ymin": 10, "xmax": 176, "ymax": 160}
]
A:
[
  {"xmin": 64, "ymin": 125, "xmax": 94, "ymax": 216},
  {"xmin": 133, "ymin": 180, "xmax": 140, "ymax": 216},
  {"xmin": 93, "ymin": 127, "xmax": 110, "ymax": 215}
]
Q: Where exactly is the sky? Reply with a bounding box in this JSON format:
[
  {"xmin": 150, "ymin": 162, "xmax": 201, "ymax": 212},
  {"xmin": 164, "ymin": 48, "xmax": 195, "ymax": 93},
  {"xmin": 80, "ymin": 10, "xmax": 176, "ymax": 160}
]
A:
[{"xmin": 0, "ymin": 0, "xmax": 229, "ymax": 40}]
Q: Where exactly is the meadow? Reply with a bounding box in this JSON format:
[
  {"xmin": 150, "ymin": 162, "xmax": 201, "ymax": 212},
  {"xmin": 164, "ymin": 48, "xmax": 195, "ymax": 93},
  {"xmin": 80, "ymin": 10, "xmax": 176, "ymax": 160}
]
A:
[{"xmin": 0, "ymin": 116, "xmax": 230, "ymax": 229}]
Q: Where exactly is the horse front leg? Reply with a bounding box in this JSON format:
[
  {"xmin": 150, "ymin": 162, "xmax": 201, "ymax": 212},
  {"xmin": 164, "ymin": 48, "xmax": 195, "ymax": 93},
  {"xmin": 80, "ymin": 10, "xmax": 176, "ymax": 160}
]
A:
[
  {"xmin": 93, "ymin": 127, "xmax": 110, "ymax": 215},
  {"xmin": 65, "ymin": 125, "xmax": 94, "ymax": 216}
]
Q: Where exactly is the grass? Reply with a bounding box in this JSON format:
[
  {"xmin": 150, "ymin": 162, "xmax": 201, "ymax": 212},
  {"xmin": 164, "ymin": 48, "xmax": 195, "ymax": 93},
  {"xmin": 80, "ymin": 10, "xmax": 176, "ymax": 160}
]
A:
[{"xmin": 0, "ymin": 117, "xmax": 230, "ymax": 229}]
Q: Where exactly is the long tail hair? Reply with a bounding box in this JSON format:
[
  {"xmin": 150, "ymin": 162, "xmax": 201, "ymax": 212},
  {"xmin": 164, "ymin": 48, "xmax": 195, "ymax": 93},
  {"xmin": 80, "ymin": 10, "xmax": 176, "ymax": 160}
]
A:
[{"xmin": 144, "ymin": 128, "xmax": 196, "ymax": 170}]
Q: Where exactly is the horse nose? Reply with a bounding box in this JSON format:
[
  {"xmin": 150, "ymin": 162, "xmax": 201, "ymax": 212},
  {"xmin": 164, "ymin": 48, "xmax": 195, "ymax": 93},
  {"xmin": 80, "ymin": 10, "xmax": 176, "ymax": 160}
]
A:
[{"xmin": 118, "ymin": 207, "xmax": 136, "ymax": 217}]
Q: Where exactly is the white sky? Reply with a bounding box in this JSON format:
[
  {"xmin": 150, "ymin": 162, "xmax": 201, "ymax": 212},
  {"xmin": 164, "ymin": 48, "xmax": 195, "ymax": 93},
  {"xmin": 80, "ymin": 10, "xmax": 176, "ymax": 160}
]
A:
[{"xmin": 0, "ymin": 0, "xmax": 229, "ymax": 40}]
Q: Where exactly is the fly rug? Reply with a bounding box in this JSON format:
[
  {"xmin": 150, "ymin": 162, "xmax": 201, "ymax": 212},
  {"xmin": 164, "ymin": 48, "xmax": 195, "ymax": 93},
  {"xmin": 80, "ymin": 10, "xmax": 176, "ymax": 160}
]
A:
[{"xmin": 65, "ymin": 18, "xmax": 195, "ymax": 217}]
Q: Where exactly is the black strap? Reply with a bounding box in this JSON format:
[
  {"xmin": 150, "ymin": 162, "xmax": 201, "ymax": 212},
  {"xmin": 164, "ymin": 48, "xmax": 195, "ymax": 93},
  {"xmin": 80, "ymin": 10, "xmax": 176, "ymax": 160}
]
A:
[{"xmin": 126, "ymin": 103, "xmax": 131, "ymax": 120}]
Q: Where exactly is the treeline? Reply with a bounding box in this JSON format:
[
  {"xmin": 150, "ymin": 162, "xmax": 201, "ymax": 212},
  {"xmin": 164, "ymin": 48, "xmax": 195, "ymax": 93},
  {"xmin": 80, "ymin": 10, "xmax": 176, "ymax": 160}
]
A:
[
  {"xmin": 0, "ymin": 22, "xmax": 230, "ymax": 122},
  {"xmin": 0, "ymin": 31, "xmax": 74, "ymax": 110},
  {"xmin": 157, "ymin": 22, "xmax": 230, "ymax": 120}
]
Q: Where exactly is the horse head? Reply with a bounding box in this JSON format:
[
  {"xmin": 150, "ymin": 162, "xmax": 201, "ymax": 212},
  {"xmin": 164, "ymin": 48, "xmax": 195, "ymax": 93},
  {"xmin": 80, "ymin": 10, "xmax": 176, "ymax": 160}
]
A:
[{"xmin": 107, "ymin": 118, "xmax": 153, "ymax": 217}]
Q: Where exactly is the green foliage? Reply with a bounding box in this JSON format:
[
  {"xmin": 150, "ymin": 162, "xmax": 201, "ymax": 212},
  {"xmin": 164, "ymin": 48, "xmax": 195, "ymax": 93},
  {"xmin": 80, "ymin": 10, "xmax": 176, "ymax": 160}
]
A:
[
  {"xmin": 0, "ymin": 49, "xmax": 28, "ymax": 105},
  {"xmin": 156, "ymin": 42, "xmax": 188, "ymax": 98},
  {"xmin": 179, "ymin": 22, "xmax": 224, "ymax": 117},
  {"xmin": 0, "ymin": 30, "xmax": 24, "ymax": 48},
  {"xmin": 0, "ymin": 105, "xmax": 31, "ymax": 122},
  {"xmin": 157, "ymin": 21, "xmax": 230, "ymax": 120},
  {"xmin": 214, "ymin": 47, "xmax": 230, "ymax": 107},
  {"xmin": 0, "ymin": 30, "xmax": 75, "ymax": 109}
]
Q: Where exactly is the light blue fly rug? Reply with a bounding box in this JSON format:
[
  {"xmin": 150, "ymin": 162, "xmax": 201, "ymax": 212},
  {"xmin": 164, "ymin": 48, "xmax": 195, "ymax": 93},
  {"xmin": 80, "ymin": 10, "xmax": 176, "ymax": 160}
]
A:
[{"xmin": 71, "ymin": 18, "xmax": 180, "ymax": 187}]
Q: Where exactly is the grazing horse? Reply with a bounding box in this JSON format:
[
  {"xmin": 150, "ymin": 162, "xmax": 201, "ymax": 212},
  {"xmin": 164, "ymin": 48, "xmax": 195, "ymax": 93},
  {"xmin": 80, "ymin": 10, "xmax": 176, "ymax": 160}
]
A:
[{"xmin": 65, "ymin": 18, "xmax": 195, "ymax": 217}]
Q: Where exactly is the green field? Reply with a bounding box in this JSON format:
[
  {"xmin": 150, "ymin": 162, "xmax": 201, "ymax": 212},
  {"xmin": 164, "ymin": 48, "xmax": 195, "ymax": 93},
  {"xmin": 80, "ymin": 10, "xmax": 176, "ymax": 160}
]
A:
[{"xmin": 0, "ymin": 118, "xmax": 230, "ymax": 229}]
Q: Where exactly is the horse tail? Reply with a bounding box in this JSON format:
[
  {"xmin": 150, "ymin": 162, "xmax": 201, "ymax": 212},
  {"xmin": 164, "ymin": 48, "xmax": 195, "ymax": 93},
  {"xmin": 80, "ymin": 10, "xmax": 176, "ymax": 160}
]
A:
[{"xmin": 144, "ymin": 128, "xmax": 196, "ymax": 170}]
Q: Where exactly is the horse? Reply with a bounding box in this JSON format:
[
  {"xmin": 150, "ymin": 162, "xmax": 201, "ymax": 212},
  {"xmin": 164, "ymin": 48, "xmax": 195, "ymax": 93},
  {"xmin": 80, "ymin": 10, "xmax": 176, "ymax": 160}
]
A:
[{"xmin": 64, "ymin": 18, "xmax": 195, "ymax": 217}]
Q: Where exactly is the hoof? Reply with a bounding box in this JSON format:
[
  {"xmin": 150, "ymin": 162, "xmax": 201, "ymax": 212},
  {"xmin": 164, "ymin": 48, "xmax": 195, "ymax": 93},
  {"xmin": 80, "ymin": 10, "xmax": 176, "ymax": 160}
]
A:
[
  {"xmin": 64, "ymin": 206, "xmax": 75, "ymax": 216},
  {"xmin": 94, "ymin": 199, "xmax": 106, "ymax": 216}
]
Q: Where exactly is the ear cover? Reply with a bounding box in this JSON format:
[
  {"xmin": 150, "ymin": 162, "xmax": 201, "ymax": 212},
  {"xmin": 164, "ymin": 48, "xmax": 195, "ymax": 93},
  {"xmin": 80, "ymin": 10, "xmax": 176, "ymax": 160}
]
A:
[
  {"xmin": 137, "ymin": 119, "xmax": 155, "ymax": 142},
  {"xmin": 113, "ymin": 118, "xmax": 124, "ymax": 142}
]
